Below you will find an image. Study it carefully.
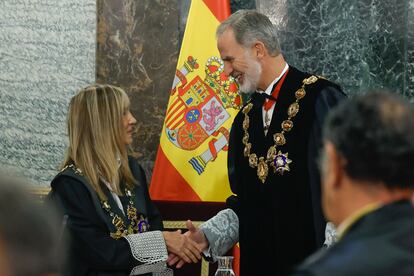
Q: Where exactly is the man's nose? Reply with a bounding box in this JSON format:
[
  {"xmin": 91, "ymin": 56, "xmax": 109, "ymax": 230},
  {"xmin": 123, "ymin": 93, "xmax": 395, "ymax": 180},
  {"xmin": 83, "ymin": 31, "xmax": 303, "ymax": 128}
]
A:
[{"xmin": 223, "ymin": 62, "xmax": 233, "ymax": 77}]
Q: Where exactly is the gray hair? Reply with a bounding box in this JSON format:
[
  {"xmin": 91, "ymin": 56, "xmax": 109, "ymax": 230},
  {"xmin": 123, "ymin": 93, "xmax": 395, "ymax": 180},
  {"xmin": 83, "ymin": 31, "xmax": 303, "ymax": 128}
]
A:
[{"xmin": 216, "ymin": 10, "xmax": 281, "ymax": 56}]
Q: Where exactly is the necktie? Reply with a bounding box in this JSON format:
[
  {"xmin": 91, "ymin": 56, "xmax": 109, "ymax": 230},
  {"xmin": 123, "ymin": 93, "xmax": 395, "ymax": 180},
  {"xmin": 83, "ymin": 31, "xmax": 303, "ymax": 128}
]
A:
[{"xmin": 263, "ymin": 68, "xmax": 289, "ymax": 111}]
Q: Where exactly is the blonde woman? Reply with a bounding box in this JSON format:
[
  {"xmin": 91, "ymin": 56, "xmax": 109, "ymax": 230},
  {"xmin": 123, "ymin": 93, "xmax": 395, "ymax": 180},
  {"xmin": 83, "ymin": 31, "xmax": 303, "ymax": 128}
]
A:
[{"xmin": 49, "ymin": 84, "xmax": 201, "ymax": 276}]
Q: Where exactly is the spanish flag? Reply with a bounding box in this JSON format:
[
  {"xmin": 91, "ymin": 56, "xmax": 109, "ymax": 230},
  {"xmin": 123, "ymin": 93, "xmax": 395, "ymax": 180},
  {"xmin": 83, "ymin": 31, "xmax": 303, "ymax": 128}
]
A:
[
  {"xmin": 150, "ymin": 0, "xmax": 241, "ymax": 202},
  {"xmin": 150, "ymin": 1, "xmax": 240, "ymax": 274}
]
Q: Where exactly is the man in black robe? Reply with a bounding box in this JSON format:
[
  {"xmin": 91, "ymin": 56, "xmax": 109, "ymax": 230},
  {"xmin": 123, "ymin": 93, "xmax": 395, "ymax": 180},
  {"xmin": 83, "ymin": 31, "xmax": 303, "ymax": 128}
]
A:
[
  {"xmin": 169, "ymin": 10, "xmax": 346, "ymax": 275},
  {"xmin": 292, "ymin": 92, "xmax": 414, "ymax": 276}
]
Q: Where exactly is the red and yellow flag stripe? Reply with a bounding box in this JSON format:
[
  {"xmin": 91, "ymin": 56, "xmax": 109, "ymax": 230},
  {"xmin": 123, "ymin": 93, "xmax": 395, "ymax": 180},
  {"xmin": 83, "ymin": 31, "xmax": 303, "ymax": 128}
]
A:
[{"xmin": 150, "ymin": 0, "xmax": 236, "ymax": 202}]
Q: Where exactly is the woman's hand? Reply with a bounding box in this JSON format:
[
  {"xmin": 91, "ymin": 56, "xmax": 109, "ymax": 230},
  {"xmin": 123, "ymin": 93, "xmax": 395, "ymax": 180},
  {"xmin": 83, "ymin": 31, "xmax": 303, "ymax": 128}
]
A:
[{"xmin": 162, "ymin": 229, "xmax": 202, "ymax": 264}]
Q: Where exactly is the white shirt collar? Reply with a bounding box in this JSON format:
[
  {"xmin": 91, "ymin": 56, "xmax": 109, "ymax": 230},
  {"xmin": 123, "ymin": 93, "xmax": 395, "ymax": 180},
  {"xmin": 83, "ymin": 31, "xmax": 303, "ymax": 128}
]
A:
[{"xmin": 262, "ymin": 63, "xmax": 289, "ymax": 96}]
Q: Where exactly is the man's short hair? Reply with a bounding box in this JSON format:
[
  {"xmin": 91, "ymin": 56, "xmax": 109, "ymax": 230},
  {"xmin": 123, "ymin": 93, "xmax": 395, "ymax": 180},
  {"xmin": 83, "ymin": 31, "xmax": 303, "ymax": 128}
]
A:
[
  {"xmin": 216, "ymin": 10, "xmax": 281, "ymax": 56},
  {"xmin": 0, "ymin": 175, "xmax": 61, "ymax": 276},
  {"xmin": 323, "ymin": 91, "xmax": 414, "ymax": 188}
]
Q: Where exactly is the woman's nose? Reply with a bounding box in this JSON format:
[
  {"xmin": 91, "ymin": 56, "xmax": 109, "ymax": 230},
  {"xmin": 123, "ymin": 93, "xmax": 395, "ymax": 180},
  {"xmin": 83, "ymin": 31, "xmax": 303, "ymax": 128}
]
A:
[{"xmin": 130, "ymin": 114, "xmax": 137, "ymax": 124}]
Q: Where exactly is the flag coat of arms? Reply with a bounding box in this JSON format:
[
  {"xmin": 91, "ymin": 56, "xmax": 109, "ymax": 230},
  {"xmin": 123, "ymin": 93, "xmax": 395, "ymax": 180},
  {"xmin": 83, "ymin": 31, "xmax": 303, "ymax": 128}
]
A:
[{"xmin": 150, "ymin": 0, "xmax": 241, "ymax": 202}]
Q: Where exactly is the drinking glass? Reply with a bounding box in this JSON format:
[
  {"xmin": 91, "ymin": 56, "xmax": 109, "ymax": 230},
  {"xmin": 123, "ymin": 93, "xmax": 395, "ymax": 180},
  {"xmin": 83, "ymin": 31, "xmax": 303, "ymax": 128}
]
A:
[{"xmin": 214, "ymin": 256, "xmax": 235, "ymax": 276}]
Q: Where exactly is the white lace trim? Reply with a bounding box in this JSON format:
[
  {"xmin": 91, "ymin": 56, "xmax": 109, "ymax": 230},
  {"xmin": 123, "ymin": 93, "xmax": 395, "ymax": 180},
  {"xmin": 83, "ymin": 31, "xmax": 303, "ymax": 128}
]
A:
[
  {"xmin": 323, "ymin": 222, "xmax": 338, "ymax": 248},
  {"xmin": 129, "ymin": 265, "xmax": 173, "ymax": 276},
  {"xmin": 153, "ymin": 268, "xmax": 174, "ymax": 276},
  {"xmin": 124, "ymin": 231, "xmax": 171, "ymax": 275},
  {"xmin": 200, "ymin": 208, "xmax": 239, "ymax": 261}
]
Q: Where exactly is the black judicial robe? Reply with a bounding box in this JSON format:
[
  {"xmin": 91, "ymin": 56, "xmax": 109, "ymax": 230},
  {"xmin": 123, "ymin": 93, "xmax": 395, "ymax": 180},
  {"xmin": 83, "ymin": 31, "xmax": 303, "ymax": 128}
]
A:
[
  {"xmin": 226, "ymin": 67, "xmax": 346, "ymax": 276},
  {"xmin": 293, "ymin": 200, "xmax": 414, "ymax": 276},
  {"xmin": 49, "ymin": 156, "xmax": 163, "ymax": 276}
]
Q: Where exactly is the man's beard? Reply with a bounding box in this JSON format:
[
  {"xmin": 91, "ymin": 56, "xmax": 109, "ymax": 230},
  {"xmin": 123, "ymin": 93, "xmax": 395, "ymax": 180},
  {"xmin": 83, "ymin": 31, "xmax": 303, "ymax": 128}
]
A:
[{"xmin": 238, "ymin": 53, "xmax": 262, "ymax": 94}]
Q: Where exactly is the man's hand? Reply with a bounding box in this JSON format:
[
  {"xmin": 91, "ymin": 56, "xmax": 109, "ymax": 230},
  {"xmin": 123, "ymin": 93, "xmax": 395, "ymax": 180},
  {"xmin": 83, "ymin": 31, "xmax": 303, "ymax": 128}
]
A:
[
  {"xmin": 167, "ymin": 220, "xmax": 209, "ymax": 268},
  {"xmin": 162, "ymin": 229, "xmax": 202, "ymax": 264},
  {"xmin": 186, "ymin": 220, "xmax": 209, "ymax": 249}
]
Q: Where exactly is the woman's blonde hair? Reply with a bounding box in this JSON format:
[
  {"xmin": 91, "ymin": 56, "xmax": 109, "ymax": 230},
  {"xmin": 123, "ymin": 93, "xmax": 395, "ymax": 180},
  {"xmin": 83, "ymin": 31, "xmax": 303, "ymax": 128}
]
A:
[{"xmin": 61, "ymin": 84, "xmax": 136, "ymax": 200}]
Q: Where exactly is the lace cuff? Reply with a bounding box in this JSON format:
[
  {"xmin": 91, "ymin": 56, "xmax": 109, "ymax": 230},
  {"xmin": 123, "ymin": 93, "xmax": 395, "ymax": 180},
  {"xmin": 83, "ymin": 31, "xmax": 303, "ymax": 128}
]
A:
[
  {"xmin": 124, "ymin": 231, "xmax": 171, "ymax": 275},
  {"xmin": 323, "ymin": 222, "xmax": 338, "ymax": 248},
  {"xmin": 200, "ymin": 208, "xmax": 239, "ymax": 261}
]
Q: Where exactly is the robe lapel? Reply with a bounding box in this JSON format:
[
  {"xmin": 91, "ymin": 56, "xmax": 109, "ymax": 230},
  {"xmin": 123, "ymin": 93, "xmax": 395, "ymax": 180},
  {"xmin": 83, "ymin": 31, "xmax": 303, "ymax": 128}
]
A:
[
  {"xmin": 266, "ymin": 67, "xmax": 304, "ymax": 146},
  {"xmin": 102, "ymin": 186, "xmax": 127, "ymax": 220},
  {"xmin": 248, "ymin": 93, "xmax": 267, "ymax": 157}
]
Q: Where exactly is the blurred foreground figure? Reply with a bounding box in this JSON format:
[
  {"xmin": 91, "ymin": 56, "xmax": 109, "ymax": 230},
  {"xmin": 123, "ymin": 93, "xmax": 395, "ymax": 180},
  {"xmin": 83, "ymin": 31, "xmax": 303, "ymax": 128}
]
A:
[
  {"xmin": 0, "ymin": 174, "xmax": 60, "ymax": 276},
  {"xmin": 293, "ymin": 92, "xmax": 414, "ymax": 276}
]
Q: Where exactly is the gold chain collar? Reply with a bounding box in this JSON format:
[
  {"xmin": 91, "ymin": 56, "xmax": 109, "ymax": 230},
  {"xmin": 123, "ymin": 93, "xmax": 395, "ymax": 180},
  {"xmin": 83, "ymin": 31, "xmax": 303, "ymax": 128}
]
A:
[
  {"xmin": 241, "ymin": 75, "xmax": 319, "ymax": 183},
  {"xmin": 101, "ymin": 188, "xmax": 150, "ymax": 240},
  {"xmin": 61, "ymin": 163, "xmax": 149, "ymax": 239}
]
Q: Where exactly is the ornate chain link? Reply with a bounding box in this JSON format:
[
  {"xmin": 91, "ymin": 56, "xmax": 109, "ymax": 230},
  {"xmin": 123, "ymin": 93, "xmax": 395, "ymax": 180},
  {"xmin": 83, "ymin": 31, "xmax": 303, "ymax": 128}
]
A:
[
  {"xmin": 101, "ymin": 188, "xmax": 150, "ymax": 240},
  {"xmin": 242, "ymin": 75, "xmax": 319, "ymax": 183}
]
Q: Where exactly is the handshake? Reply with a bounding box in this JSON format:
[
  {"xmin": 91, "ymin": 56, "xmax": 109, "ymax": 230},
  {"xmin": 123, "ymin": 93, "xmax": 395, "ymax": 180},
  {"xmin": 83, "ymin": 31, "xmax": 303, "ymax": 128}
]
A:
[{"xmin": 162, "ymin": 220, "xmax": 209, "ymax": 268}]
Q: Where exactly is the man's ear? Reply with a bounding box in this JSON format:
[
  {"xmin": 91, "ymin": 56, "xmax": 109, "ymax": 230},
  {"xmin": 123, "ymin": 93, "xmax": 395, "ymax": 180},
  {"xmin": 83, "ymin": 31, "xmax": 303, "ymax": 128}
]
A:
[
  {"xmin": 325, "ymin": 142, "xmax": 344, "ymax": 190},
  {"xmin": 253, "ymin": 41, "xmax": 266, "ymax": 58}
]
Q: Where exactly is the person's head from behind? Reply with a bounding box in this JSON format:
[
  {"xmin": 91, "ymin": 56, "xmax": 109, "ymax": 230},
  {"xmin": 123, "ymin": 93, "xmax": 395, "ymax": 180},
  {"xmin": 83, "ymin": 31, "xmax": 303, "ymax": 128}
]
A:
[
  {"xmin": 63, "ymin": 84, "xmax": 137, "ymax": 199},
  {"xmin": 0, "ymin": 175, "xmax": 60, "ymax": 276},
  {"xmin": 320, "ymin": 92, "xmax": 414, "ymax": 226},
  {"xmin": 216, "ymin": 10, "xmax": 281, "ymax": 93}
]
